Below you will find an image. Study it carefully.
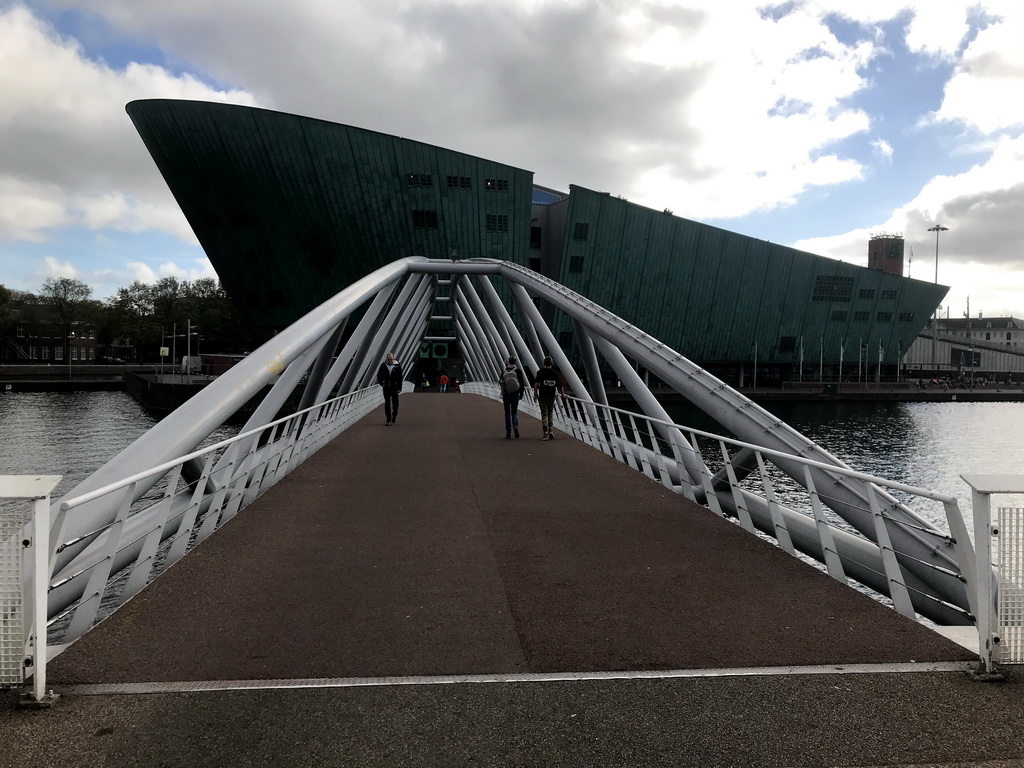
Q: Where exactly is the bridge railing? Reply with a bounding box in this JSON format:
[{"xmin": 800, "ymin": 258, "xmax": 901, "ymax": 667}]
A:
[{"xmin": 43, "ymin": 383, "xmax": 398, "ymax": 656}]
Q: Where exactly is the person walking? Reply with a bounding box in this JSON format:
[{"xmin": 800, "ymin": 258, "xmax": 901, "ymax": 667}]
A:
[
  {"xmin": 439, "ymin": 372, "xmax": 449, "ymax": 393},
  {"xmin": 533, "ymin": 355, "xmax": 564, "ymax": 440},
  {"xmin": 376, "ymin": 352, "xmax": 403, "ymax": 426},
  {"xmin": 499, "ymin": 355, "xmax": 524, "ymax": 439}
]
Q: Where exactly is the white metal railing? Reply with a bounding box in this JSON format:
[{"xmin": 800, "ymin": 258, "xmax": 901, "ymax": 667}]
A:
[
  {"xmin": 467, "ymin": 384, "xmax": 980, "ymax": 626},
  {"xmin": 962, "ymin": 475, "xmax": 1024, "ymax": 674},
  {"xmin": 1, "ymin": 475, "xmax": 60, "ymax": 705},
  {"xmin": 38, "ymin": 384, "xmax": 404, "ymax": 669}
]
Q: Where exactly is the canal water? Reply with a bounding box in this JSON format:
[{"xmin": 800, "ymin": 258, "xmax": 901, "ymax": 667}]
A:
[{"xmin": 1, "ymin": 391, "xmax": 1023, "ymax": 516}]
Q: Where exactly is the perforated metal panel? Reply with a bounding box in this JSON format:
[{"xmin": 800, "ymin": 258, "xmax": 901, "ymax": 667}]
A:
[
  {"xmin": 996, "ymin": 507, "xmax": 1024, "ymax": 663},
  {"xmin": 0, "ymin": 504, "xmax": 29, "ymax": 685}
]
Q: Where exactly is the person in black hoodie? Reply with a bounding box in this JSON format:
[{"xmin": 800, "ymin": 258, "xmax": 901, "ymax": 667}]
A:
[
  {"xmin": 376, "ymin": 352, "xmax": 403, "ymax": 426},
  {"xmin": 498, "ymin": 355, "xmax": 524, "ymax": 439}
]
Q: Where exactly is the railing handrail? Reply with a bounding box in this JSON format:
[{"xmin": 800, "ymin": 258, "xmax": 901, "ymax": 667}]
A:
[
  {"xmin": 59, "ymin": 384, "xmax": 378, "ymax": 512},
  {"xmin": 558, "ymin": 392, "xmax": 959, "ymax": 507}
]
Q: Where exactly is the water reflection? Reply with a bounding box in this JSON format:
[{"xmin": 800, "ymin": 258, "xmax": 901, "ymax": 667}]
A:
[{"xmin": 0, "ymin": 391, "xmax": 236, "ymax": 501}]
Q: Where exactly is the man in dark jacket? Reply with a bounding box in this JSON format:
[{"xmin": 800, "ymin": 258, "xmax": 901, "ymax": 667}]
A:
[{"xmin": 376, "ymin": 352, "xmax": 403, "ymax": 426}]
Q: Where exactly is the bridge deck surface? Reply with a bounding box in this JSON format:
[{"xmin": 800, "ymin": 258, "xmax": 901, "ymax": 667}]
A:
[{"xmin": 5, "ymin": 393, "xmax": 1022, "ymax": 768}]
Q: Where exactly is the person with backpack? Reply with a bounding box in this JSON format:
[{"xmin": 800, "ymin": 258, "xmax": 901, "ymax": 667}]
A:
[
  {"xmin": 499, "ymin": 355, "xmax": 524, "ymax": 439},
  {"xmin": 533, "ymin": 355, "xmax": 564, "ymax": 440}
]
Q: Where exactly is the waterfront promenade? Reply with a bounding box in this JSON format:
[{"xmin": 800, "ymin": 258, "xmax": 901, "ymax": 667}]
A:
[{"xmin": 2, "ymin": 393, "xmax": 1022, "ymax": 767}]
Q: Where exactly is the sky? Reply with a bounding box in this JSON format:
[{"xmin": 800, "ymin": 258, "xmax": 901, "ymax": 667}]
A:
[{"xmin": 1, "ymin": 0, "xmax": 1022, "ymax": 319}]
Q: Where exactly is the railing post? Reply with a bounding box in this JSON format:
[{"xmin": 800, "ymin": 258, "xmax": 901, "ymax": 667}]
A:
[
  {"xmin": 1, "ymin": 475, "xmax": 61, "ymax": 708},
  {"xmin": 961, "ymin": 474, "xmax": 1024, "ymax": 679}
]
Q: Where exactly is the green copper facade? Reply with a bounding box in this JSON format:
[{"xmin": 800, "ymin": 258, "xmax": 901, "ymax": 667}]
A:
[
  {"xmin": 127, "ymin": 99, "xmax": 946, "ymax": 375},
  {"xmin": 554, "ymin": 187, "xmax": 945, "ymax": 372},
  {"xmin": 127, "ymin": 100, "xmax": 533, "ymax": 329}
]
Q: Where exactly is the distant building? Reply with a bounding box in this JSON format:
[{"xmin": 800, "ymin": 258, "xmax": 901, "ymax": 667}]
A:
[
  {"xmin": 125, "ymin": 99, "xmax": 947, "ymax": 383},
  {"xmin": 868, "ymin": 233, "xmax": 905, "ymax": 276},
  {"xmin": 0, "ymin": 301, "xmax": 98, "ymax": 364}
]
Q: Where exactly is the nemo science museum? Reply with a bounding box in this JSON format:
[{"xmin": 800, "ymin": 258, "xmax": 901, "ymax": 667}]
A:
[{"xmin": 126, "ymin": 99, "xmax": 946, "ymax": 385}]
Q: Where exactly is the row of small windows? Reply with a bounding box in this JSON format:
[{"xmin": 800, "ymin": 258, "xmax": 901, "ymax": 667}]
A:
[
  {"xmin": 14, "ymin": 345, "xmax": 93, "ymax": 360},
  {"xmin": 815, "ymin": 277, "xmax": 902, "ymax": 303},
  {"xmin": 958, "ymin": 331, "xmax": 1016, "ymax": 341},
  {"xmin": 411, "ymin": 210, "xmax": 508, "ymax": 231},
  {"xmin": 830, "ymin": 310, "xmax": 916, "ymax": 323},
  {"xmin": 405, "ymin": 174, "xmax": 509, "ymax": 191}
]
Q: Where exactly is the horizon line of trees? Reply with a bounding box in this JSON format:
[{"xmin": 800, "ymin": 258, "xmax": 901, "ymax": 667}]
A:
[{"xmin": 0, "ymin": 276, "xmax": 272, "ymax": 359}]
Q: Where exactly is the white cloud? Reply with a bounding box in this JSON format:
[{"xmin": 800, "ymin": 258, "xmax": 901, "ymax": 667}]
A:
[
  {"xmin": 0, "ymin": 4, "xmax": 253, "ymax": 246},
  {"xmin": 872, "ymin": 139, "xmax": 894, "ymax": 163},
  {"xmin": 125, "ymin": 257, "xmax": 217, "ymax": 285},
  {"xmin": 38, "ymin": 255, "xmax": 81, "ymax": 280}
]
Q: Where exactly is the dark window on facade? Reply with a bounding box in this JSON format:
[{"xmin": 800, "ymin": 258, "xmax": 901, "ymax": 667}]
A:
[
  {"xmin": 778, "ymin": 336, "xmax": 797, "ymax": 352},
  {"xmin": 986, "ymin": 332, "xmax": 991, "ymax": 340},
  {"xmin": 1008, "ymin": 332, "xmax": 1013, "ymax": 340},
  {"xmin": 485, "ymin": 178, "xmax": 509, "ymax": 191},
  {"xmin": 881, "ymin": 289, "xmax": 897, "ymax": 300},
  {"xmin": 568, "ymin": 254, "xmax": 585, "ymax": 273},
  {"xmin": 16, "ymin": 324, "xmax": 24, "ymax": 338},
  {"xmin": 530, "ymin": 226, "xmax": 542, "ymax": 249},
  {"xmin": 899, "ymin": 312, "xmax": 915, "ymax": 322},
  {"xmin": 573, "ymin": 222, "xmax": 589, "ymax": 241},
  {"xmin": 485, "ymin": 214, "xmax": 508, "ymax": 232},
  {"xmin": 853, "ymin": 311, "xmax": 870, "ymax": 322},
  {"xmin": 831, "ymin": 310, "xmax": 848, "ymax": 322},
  {"xmin": 407, "ymin": 173, "xmax": 433, "ymax": 188},
  {"xmin": 859, "ymin": 289, "xmax": 875, "ymax": 299},
  {"xmin": 446, "ymin": 175, "xmax": 472, "ymax": 189},
  {"xmin": 412, "ymin": 209, "xmax": 439, "ymax": 229},
  {"xmin": 812, "ymin": 275, "xmax": 854, "ymax": 302},
  {"xmin": 876, "ymin": 312, "xmax": 893, "ymax": 322}
]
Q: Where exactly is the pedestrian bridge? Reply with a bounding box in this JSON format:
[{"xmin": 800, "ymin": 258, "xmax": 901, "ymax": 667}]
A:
[{"xmin": 3, "ymin": 258, "xmax": 1022, "ymax": 712}]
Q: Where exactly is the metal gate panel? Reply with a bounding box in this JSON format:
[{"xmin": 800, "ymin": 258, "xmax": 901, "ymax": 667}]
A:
[
  {"xmin": 0, "ymin": 503, "xmax": 29, "ymax": 685},
  {"xmin": 996, "ymin": 507, "xmax": 1024, "ymax": 663}
]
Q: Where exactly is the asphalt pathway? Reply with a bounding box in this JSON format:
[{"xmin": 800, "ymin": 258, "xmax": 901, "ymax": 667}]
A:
[{"xmin": 4, "ymin": 392, "xmax": 1020, "ymax": 768}]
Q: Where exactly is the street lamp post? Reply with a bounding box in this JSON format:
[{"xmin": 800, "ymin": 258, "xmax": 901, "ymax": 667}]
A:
[{"xmin": 928, "ymin": 224, "xmax": 949, "ymax": 376}]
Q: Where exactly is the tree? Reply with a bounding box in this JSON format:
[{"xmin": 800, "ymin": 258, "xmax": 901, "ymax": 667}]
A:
[
  {"xmin": 0, "ymin": 284, "xmax": 12, "ymax": 334},
  {"xmin": 40, "ymin": 277, "xmax": 93, "ymax": 362}
]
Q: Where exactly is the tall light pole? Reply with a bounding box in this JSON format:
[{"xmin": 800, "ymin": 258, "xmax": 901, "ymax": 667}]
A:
[{"xmin": 928, "ymin": 224, "xmax": 948, "ymax": 375}]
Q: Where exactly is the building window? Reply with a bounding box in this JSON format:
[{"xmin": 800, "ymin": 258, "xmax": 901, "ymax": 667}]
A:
[
  {"xmin": 412, "ymin": 210, "xmax": 439, "ymax": 229},
  {"xmin": 853, "ymin": 311, "xmax": 870, "ymax": 322},
  {"xmin": 41, "ymin": 346, "xmax": 50, "ymax": 360},
  {"xmin": 986, "ymin": 332, "xmax": 991, "ymax": 340},
  {"xmin": 54, "ymin": 347, "xmax": 63, "ymax": 361},
  {"xmin": 16, "ymin": 324, "xmax": 24, "ymax": 338},
  {"xmin": 899, "ymin": 312, "xmax": 915, "ymax": 322},
  {"xmin": 881, "ymin": 290, "xmax": 897, "ymax": 300},
  {"xmin": 778, "ymin": 336, "xmax": 796, "ymax": 352},
  {"xmin": 831, "ymin": 310, "xmax": 848, "ymax": 322},
  {"xmin": 573, "ymin": 222, "xmax": 589, "ymax": 241},
  {"xmin": 812, "ymin": 275, "xmax": 854, "ymax": 302},
  {"xmin": 859, "ymin": 289, "xmax": 875, "ymax": 299},
  {"xmin": 568, "ymin": 254, "xmax": 585, "ymax": 273},
  {"xmin": 29, "ymin": 345, "xmax": 38, "ymax": 360},
  {"xmin": 986, "ymin": 322, "xmax": 992, "ymax": 328},
  {"xmin": 446, "ymin": 175, "xmax": 472, "ymax": 189},
  {"xmin": 485, "ymin": 178, "xmax": 508, "ymax": 191},
  {"xmin": 485, "ymin": 214, "xmax": 508, "ymax": 232},
  {"xmin": 1008, "ymin": 332, "xmax": 1013, "ymax": 341},
  {"xmin": 876, "ymin": 312, "xmax": 893, "ymax": 322},
  {"xmin": 407, "ymin": 173, "xmax": 433, "ymax": 188},
  {"xmin": 530, "ymin": 226, "xmax": 542, "ymax": 249},
  {"xmin": 71, "ymin": 346, "xmax": 78, "ymax": 361}
]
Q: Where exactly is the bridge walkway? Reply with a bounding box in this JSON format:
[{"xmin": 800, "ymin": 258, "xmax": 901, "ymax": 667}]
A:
[{"xmin": 6, "ymin": 393, "xmax": 1023, "ymax": 768}]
